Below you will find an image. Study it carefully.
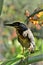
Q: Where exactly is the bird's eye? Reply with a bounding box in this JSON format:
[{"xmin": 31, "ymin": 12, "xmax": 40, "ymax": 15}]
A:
[
  {"xmin": 17, "ymin": 23, "xmax": 19, "ymax": 25},
  {"xmin": 17, "ymin": 22, "xmax": 20, "ymax": 26}
]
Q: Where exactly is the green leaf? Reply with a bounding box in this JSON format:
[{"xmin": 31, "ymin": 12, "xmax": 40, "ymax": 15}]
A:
[{"xmin": 1, "ymin": 57, "xmax": 21, "ymax": 65}]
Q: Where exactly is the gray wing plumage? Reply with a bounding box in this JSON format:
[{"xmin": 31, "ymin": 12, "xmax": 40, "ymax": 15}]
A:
[{"xmin": 23, "ymin": 28, "xmax": 35, "ymax": 51}]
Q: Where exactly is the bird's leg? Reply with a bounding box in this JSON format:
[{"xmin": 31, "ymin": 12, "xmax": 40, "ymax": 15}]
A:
[
  {"xmin": 20, "ymin": 47, "xmax": 25, "ymax": 61},
  {"xmin": 28, "ymin": 46, "xmax": 32, "ymax": 53},
  {"xmin": 23, "ymin": 47, "xmax": 25, "ymax": 54},
  {"xmin": 22, "ymin": 47, "xmax": 25, "ymax": 55}
]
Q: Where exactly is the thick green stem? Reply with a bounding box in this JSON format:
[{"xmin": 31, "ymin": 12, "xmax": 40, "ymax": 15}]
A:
[
  {"xmin": 15, "ymin": 54, "xmax": 43, "ymax": 65},
  {"xmin": 27, "ymin": 54, "xmax": 43, "ymax": 64}
]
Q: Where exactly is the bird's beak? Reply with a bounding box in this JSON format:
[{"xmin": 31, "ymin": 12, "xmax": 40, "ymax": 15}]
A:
[
  {"xmin": 4, "ymin": 23, "xmax": 14, "ymax": 27},
  {"xmin": 4, "ymin": 23, "xmax": 19, "ymax": 28}
]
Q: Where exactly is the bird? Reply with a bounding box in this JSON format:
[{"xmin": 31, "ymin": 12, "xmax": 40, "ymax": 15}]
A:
[{"xmin": 4, "ymin": 22, "xmax": 35, "ymax": 53}]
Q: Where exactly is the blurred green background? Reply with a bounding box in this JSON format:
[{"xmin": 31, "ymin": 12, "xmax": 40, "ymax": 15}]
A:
[{"xmin": 0, "ymin": 0, "xmax": 43, "ymax": 65}]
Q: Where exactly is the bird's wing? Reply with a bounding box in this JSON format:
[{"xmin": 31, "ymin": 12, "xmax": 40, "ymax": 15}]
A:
[{"xmin": 23, "ymin": 28, "xmax": 35, "ymax": 46}]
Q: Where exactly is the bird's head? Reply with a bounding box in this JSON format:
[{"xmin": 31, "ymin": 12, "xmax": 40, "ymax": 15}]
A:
[{"xmin": 4, "ymin": 22, "xmax": 27, "ymax": 31}]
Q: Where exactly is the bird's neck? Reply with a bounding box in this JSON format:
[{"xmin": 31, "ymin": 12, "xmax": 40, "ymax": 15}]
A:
[
  {"xmin": 16, "ymin": 27, "xmax": 28, "ymax": 35},
  {"xmin": 16, "ymin": 29, "xmax": 23, "ymax": 35}
]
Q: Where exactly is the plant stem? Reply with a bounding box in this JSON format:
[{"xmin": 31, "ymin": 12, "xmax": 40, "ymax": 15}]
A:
[
  {"xmin": 28, "ymin": 9, "xmax": 43, "ymax": 19},
  {"xmin": 25, "ymin": 9, "xmax": 43, "ymax": 24},
  {"xmin": 15, "ymin": 54, "xmax": 43, "ymax": 65}
]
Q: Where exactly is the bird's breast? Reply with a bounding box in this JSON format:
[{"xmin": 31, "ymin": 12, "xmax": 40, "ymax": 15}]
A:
[{"xmin": 18, "ymin": 33, "xmax": 30, "ymax": 48}]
